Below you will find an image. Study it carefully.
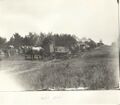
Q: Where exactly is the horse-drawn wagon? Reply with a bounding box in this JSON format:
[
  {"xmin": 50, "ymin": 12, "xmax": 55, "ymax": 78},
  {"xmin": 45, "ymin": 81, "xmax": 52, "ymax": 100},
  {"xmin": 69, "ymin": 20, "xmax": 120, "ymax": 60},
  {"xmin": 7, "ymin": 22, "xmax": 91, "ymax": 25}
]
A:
[{"xmin": 24, "ymin": 46, "xmax": 44, "ymax": 60}]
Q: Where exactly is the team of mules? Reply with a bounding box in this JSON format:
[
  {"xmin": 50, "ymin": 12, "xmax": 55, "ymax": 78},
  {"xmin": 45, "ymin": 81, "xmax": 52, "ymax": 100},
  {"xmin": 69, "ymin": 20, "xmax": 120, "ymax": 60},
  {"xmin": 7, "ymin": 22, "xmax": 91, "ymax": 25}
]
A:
[
  {"xmin": 24, "ymin": 46, "xmax": 45, "ymax": 60},
  {"xmin": 0, "ymin": 45, "xmax": 70, "ymax": 60}
]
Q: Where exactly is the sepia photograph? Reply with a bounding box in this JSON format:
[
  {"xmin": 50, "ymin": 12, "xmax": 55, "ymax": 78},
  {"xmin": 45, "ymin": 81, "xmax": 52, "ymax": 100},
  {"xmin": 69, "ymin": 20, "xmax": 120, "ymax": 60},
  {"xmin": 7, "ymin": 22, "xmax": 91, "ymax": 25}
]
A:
[{"xmin": 0, "ymin": 0, "xmax": 119, "ymax": 92}]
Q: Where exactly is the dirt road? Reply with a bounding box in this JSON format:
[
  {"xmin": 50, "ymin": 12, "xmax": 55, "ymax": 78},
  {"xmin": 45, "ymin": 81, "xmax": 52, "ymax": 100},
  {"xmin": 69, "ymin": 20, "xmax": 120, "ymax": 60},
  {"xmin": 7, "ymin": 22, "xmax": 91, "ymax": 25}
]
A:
[{"xmin": 0, "ymin": 54, "xmax": 119, "ymax": 91}]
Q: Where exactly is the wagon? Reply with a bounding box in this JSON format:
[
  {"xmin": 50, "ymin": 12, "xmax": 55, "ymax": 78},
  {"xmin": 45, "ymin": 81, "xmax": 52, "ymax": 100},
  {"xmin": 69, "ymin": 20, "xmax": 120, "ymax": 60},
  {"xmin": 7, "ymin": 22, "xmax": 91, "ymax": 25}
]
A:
[{"xmin": 24, "ymin": 46, "xmax": 44, "ymax": 60}]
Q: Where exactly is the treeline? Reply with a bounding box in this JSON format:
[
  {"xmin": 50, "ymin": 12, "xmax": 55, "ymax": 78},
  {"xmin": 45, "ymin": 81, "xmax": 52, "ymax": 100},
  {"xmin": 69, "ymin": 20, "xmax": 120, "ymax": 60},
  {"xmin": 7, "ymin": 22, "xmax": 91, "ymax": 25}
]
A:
[
  {"xmin": 0, "ymin": 32, "xmax": 104, "ymax": 53},
  {"xmin": 0, "ymin": 36, "xmax": 6, "ymax": 48}
]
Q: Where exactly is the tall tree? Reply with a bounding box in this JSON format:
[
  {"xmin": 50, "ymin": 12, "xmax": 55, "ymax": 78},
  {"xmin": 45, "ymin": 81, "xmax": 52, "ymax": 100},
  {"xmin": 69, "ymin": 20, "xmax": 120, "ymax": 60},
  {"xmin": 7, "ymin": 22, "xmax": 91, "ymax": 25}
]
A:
[
  {"xmin": 0, "ymin": 36, "xmax": 6, "ymax": 48},
  {"xmin": 35, "ymin": 32, "xmax": 46, "ymax": 46},
  {"xmin": 8, "ymin": 33, "xmax": 23, "ymax": 48},
  {"xmin": 23, "ymin": 32, "xmax": 38, "ymax": 46}
]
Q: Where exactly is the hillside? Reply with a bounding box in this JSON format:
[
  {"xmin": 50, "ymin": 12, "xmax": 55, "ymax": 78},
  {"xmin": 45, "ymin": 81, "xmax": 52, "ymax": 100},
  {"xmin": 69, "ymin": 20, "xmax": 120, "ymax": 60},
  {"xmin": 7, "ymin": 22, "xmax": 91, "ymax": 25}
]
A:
[
  {"xmin": 0, "ymin": 45, "xmax": 119, "ymax": 90},
  {"xmin": 81, "ymin": 45, "xmax": 118, "ymax": 59},
  {"xmin": 12, "ymin": 45, "xmax": 118, "ymax": 90}
]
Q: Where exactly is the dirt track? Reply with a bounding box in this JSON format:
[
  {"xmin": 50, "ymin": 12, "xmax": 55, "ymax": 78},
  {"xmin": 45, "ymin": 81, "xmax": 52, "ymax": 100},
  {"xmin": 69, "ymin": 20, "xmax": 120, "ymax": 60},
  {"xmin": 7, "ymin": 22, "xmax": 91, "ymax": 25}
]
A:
[
  {"xmin": 0, "ymin": 59, "xmax": 44, "ymax": 74},
  {"xmin": 0, "ymin": 54, "xmax": 119, "ymax": 91}
]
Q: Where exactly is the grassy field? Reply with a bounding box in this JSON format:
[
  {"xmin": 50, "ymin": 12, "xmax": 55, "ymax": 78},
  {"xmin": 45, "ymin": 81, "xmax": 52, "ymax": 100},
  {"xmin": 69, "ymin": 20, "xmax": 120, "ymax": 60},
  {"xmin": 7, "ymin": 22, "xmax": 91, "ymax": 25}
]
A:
[{"xmin": 0, "ymin": 45, "xmax": 119, "ymax": 90}]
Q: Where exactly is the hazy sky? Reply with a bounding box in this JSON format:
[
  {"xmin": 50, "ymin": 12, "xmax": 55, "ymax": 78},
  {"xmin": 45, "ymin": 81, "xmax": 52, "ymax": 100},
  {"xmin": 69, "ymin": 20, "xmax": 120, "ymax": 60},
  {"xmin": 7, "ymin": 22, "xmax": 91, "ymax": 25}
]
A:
[{"xmin": 0, "ymin": 0, "xmax": 119, "ymax": 44}]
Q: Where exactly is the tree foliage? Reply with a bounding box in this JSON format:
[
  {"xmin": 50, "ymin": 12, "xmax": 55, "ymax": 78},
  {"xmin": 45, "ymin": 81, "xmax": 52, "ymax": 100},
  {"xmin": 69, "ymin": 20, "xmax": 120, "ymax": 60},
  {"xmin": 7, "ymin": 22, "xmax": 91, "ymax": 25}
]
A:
[
  {"xmin": 4, "ymin": 32, "xmax": 104, "ymax": 54},
  {"xmin": 8, "ymin": 33, "xmax": 23, "ymax": 48},
  {"xmin": 0, "ymin": 36, "xmax": 6, "ymax": 48}
]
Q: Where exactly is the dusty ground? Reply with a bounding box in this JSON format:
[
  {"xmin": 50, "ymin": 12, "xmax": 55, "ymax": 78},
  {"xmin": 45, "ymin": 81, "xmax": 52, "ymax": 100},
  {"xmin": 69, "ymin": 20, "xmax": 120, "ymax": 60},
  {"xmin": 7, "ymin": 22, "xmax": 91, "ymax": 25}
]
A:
[{"xmin": 0, "ymin": 45, "xmax": 119, "ymax": 91}]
